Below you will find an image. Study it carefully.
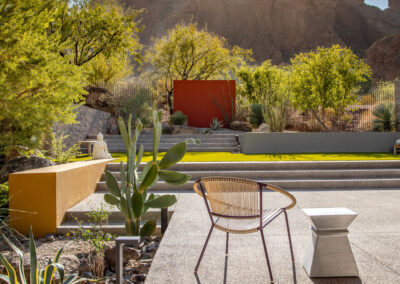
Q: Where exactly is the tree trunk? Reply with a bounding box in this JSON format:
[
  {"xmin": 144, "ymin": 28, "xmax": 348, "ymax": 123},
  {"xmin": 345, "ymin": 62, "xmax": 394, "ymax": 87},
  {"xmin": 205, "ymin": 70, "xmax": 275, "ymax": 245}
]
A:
[{"xmin": 167, "ymin": 90, "xmax": 173, "ymax": 114}]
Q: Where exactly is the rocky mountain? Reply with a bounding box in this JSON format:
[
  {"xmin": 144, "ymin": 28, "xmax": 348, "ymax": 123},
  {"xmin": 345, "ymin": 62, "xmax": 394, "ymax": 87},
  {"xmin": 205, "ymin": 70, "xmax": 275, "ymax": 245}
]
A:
[{"xmin": 123, "ymin": 0, "xmax": 400, "ymax": 79}]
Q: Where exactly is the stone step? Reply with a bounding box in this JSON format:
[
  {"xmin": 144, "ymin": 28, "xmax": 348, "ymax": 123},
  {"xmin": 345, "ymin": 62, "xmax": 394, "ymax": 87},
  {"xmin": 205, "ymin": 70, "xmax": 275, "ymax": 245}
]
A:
[
  {"xmin": 96, "ymin": 178, "xmax": 400, "ymax": 191},
  {"xmin": 101, "ymin": 168, "xmax": 400, "ymax": 181},
  {"xmin": 105, "ymin": 160, "xmax": 400, "ymax": 171}
]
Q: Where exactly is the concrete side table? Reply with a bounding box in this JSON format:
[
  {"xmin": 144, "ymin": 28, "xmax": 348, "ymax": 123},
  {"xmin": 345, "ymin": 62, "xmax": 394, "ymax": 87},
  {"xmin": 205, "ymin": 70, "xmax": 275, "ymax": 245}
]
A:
[{"xmin": 302, "ymin": 207, "xmax": 359, "ymax": 277}]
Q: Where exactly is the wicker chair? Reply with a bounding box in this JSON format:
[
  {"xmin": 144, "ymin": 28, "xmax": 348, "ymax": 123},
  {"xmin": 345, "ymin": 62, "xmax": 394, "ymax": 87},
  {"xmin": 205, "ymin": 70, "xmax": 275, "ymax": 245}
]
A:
[{"xmin": 193, "ymin": 177, "xmax": 296, "ymax": 283}]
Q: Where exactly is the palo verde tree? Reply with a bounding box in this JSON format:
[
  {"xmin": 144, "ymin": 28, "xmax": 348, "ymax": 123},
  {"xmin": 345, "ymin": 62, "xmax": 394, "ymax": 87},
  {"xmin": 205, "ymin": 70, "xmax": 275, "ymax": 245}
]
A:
[
  {"xmin": 290, "ymin": 45, "xmax": 371, "ymax": 131},
  {"xmin": 0, "ymin": 0, "xmax": 143, "ymax": 154},
  {"xmin": 238, "ymin": 61, "xmax": 291, "ymax": 132},
  {"xmin": 147, "ymin": 22, "xmax": 252, "ymax": 113},
  {"xmin": 0, "ymin": 0, "xmax": 85, "ymax": 154}
]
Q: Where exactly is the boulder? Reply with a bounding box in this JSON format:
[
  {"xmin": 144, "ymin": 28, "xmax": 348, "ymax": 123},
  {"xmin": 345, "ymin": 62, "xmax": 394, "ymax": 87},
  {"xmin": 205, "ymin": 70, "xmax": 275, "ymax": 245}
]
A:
[
  {"xmin": 256, "ymin": 123, "xmax": 270, "ymax": 132},
  {"xmin": 228, "ymin": 121, "xmax": 252, "ymax": 132},
  {"xmin": 104, "ymin": 245, "xmax": 141, "ymax": 271},
  {"xmin": 0, "ymin": 155, "xmax": 55, "ymax": 183}
]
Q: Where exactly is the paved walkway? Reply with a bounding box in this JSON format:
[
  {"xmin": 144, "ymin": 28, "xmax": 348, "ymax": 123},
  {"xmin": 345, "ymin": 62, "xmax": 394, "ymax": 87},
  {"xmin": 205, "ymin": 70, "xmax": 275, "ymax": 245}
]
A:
[{"xmin": 145, "ymin": 189, "xmax": 400, "ymax": 284}]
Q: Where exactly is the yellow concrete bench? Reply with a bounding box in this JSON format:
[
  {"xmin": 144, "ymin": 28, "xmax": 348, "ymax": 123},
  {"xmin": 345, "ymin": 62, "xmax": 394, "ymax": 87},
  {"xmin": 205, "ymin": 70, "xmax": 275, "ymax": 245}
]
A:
[{"xmin": 9, "ymin": 159, "xmax": 115, "ymax": 237}]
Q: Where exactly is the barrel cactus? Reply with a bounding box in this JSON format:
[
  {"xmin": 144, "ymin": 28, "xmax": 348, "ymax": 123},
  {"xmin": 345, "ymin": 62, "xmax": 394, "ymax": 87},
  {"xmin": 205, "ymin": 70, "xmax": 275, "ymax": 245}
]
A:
[{"xmin": 104, "ymin": 107, "xmax": 191, "ymax": 236}]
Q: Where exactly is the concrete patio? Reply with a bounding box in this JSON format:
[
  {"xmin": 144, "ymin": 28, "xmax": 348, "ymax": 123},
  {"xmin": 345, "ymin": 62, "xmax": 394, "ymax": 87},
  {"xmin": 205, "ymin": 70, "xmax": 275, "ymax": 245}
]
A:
[{"xmin": 145, "ymin": 189, "xmax": 400, "ymax": 284}]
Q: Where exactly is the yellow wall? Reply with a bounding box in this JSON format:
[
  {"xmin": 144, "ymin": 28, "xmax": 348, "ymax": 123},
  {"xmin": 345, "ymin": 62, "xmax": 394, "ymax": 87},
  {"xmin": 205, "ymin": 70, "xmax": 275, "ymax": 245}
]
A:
[{"xmin": 9, "ymin": 159, "xmax": 115, "ymax": 237}]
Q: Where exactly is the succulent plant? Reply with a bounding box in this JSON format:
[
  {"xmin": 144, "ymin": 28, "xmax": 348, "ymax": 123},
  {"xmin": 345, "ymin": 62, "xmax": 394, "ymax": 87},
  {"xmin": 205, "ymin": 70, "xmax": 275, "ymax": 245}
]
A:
[
  {"xmin": 209, "ymin": 118, "xmax": 223, "ymax": 130},
  {"xmin": 104, "ymin": 106, "xmax": 191, "ymax": 236},
  {"xmin": 0, "ymin": 228, "xmax": 82, "ymax": 284}
]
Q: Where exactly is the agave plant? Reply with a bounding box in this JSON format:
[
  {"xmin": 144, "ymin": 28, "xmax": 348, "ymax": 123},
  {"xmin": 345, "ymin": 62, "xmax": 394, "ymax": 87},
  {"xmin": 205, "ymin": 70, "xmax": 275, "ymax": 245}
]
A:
[
  {"xmin": 0, "ymin": 228, "xmax": 82, "ymax": 284},
  {"xmin": 373, "ymin": 102, "xmax": 395, "ymax": 132},
  {"xmin": 209, "ymin": 118, "xmax": 223, "ymax": 130},
  {"xmin": 104, "ymin": 107, "xmax": 192, "ymax": 236}
]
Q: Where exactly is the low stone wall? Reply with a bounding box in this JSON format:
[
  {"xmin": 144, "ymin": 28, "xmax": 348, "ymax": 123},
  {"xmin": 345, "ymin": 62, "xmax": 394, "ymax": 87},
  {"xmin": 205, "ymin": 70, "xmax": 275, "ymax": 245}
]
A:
[
  {"xmin": 53, "ymin": 105, "xmax": 111, "ymax": 146},
  {"xmin": 9, "ymin": 159, "xmax": 114, "ymax": 237},
  {"xmin": 239, "ymin": 132, "xmax": 400, "ymax": 154}
]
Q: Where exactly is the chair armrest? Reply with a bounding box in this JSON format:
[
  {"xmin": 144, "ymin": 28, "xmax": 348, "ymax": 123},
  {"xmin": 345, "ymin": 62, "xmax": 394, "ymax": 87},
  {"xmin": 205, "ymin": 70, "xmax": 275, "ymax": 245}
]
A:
[{"xmin": 263, "ymin": 183, "xmax": 297, "ymax": 210}]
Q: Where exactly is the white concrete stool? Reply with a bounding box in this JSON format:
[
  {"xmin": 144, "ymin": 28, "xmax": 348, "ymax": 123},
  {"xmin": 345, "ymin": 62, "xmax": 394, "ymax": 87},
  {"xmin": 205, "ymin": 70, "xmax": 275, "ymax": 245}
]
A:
[{"xmin": 302, "ymin": 207, "xmax": 359, "ymax": 277}]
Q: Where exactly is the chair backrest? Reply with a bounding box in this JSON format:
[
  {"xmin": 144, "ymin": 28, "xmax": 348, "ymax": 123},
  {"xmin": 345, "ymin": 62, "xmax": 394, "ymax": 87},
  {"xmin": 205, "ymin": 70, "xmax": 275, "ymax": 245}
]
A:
[{"xmin": 198, "ymin": 177, "xmax": 261, "ymax": 218}]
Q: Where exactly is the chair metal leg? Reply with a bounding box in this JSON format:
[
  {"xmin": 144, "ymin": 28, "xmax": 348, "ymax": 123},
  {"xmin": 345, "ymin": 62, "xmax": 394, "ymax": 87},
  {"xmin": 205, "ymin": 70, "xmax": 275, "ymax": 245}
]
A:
[
  {"xmin": 226, "ymin": 232, "xmax": 229, "ymax": 255},
  {"xmin": 284, "ymin": 210, "xmax": 296, "ymax": 283},
  {"xmin": 195, "ymin": 224, "xmax": 215, "ymax": 272},
  {"xmin": 283, "ymin": 210, "xmax": 295, "ymax": 262},
  {"xmin": 260, "ymin": 229, "xmax": 274, "ymax": 283}
]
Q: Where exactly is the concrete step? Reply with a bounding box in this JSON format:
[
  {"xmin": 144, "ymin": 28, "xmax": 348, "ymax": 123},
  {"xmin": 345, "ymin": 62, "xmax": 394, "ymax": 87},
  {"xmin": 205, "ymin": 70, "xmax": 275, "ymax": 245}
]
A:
[
  {"xmin": 105, "ymin": 160, "xmax": 400, "ymax": 171},
  {"xmin": 107, "ymin": 147, "xmax": 238, "ymax": 153},
  {"xmin": 101, "ymin": 168, "xmax": 400, "ymax": 181},
  {"xmin": 96, "ymin": 177, "xmax": 400, "ymax": 191},
  {"xmin": 57, "ymin": 221, "xmax": 163, "ymax": 235},
  {"xmin": 105, "ymin": 142, "xmax": 237, "ymax": 147},
  {"xmin": 87, "ymin": 134, "xmax": 237, "ymax": 140},
  {"xmin": 65, "ymin": 208, "xmax": 173, "ymax": 223},
  {"xmin": 106, "ymin": 138, "xmax": 237, "ymax": 143}
]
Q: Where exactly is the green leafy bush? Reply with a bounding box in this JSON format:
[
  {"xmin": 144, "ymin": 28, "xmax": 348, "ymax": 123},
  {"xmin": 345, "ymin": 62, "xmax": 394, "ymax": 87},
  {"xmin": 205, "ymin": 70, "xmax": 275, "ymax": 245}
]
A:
[
  {"xmin": 51, "ymin": 133, "xmax": 81, "ymax": 164},
  {"xmin": 373, "ymin": 102, "xmax": 395, "ymax": 132},
  {"xmin": 249, "ymin": 104, "xmax": 265, "ymax": 127},
  {"xmin": 0, "ymin": 228, "xmax": 83, "ymax": 284},
  {"xmin": 169, "ymin": 111, "xmax": 187, "ymax": 125},
  {"xmin": 0, "ymin": 183, "xmax": 8, "ymax": 209},
  {"xmin": 72, "ymin": 205, "xmax": 115, "ymax": 278}
]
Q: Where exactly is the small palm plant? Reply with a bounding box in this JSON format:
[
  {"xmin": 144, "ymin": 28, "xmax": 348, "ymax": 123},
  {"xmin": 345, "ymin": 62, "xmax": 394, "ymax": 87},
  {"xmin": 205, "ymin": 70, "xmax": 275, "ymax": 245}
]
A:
[
  {"xmin": 373, "ymin": 102, "xmax": 395, "ymax": 132},
  {"xmin": 104, "ymin": 107, "xmax": 192, "ymax": 236},
  {"xmin": 0, "ymin": 228, "xmax": 82, "ymax": 284}
]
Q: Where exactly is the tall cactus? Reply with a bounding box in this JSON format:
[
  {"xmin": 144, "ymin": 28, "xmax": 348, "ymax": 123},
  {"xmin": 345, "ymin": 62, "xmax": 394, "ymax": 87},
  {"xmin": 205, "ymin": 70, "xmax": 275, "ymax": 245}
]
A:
[{"xmin": 104, "ymin": 107, "xmax": 191, "ymax": 236}]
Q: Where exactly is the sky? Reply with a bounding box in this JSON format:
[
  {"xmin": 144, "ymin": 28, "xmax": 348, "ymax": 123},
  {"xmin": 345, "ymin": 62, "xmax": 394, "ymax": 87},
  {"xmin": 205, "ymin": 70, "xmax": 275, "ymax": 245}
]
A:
[{"xmin": 364, "ymin": 0, "xmax": 389, "ymax": 10}]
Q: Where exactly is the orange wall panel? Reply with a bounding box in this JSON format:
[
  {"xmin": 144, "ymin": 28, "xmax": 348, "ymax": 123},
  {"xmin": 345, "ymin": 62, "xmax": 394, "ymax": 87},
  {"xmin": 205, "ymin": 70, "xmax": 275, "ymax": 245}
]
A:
[{"xmin": 173, "ymin": 80, "xmax": 236, "ymax": 127}]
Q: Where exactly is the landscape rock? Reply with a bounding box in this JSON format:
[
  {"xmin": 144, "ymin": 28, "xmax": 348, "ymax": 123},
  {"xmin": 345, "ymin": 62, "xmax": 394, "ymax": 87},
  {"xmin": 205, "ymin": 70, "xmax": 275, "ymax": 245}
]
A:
[
  {"xmin": 0, "ymin": 155, "xmax": 55, "ymax": 183},
  {"xmin": 229, "ymin": 121, "xmax": 252, "ymax": 132},
  {"xmin": 104, "ymin": 245, "xmax": 141, "ymax": 271},
  {"xmin": 256, "ymin": 123, "xmax": 270, "ymax": 132}
]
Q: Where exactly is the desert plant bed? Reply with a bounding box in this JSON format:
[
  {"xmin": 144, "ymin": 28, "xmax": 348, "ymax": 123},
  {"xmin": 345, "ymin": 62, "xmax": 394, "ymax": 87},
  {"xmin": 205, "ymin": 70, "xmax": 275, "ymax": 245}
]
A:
[
  {"xmin": 0, "ymin": 232, "xmax": 161, "ymax": 283},
  {"xmin": 70, "ymin": 152, "xmax": 400, "ymax": 163}
]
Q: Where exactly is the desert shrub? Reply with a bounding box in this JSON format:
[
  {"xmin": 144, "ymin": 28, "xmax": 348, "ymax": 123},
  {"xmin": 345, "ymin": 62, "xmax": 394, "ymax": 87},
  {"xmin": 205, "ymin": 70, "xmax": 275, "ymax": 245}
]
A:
[
  {"xmin": 249, "ymin": 104, "xmax": 265, "ymax": 127},
  {"xmin": 169, "ymin": 111, "xmax": 187, "ymax": 125},
  {"xmin": 0, "ymin": 183, "xmax": 8, "ymax": 218},
  {"xmin": 114, "ymin": 85, "xmax": 154, "ymax": 127},
  {"xmin": 373, "ymin": 102, "xmax": 395, "ymax": 132},
  {"xmin": 51, "ymin": 133, "xmax": 80, "ymax": 164},
  {"xmin": 72, "ymin": 205, "xmax": 115, "ymax": 278},
  {"xmin": 358, "ymin": 94, "xmax": 374, "ymax": 105}
]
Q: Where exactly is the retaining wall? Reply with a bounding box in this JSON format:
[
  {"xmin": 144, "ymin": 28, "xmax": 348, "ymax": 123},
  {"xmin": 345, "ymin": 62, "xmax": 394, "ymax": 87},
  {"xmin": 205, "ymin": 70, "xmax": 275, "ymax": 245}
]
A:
[
  {"xmin": 239, "ymin": 132, "xmax": 400, "ymax": 154},
  {"xmin": 9, "ymin": 159, "xmax": 114, "ymax": 237},
  {"xmin": 53, "ymin": 105, "xmax": 110, "ymax": 146}
]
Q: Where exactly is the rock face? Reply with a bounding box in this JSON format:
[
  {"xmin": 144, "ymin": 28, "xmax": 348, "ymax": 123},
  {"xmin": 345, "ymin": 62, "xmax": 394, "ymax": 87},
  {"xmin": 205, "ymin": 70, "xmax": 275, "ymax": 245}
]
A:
[
  {"xmin": 124, "ymin": 0, "xmax": 400, "ymax": 64},
  {"xmin": 365, "ymin": 35, "xmax": 400, "ymax": 81},
  {"xmin": 0, "ymin": 155, "xmax": 55, "ymax": 183}
]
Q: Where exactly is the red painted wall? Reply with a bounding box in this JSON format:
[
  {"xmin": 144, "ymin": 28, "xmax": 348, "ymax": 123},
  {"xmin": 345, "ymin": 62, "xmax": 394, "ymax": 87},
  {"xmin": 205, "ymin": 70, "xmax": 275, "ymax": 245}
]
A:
[{"xmin": 173, "ymin": 80, "xmax": 236, "ymax": 127}]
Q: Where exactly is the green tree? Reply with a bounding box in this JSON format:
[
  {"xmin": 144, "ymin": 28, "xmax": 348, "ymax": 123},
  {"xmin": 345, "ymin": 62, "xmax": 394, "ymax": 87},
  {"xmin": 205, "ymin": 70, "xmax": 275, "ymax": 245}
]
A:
[
  {"xmin": 238, "ymin": 61, "xmax": 290, "ymax": 132},
  {"xmin": 290, "ymin": 45, "xmax": 371, "ymax": 131},
  {"xmin": 56, "ymin": 0, "xmax": 143, "ymax": 67},
  {"xmin": 147, "ymin": 22, "xmax": 252, "ymax": 113},
  {"xmin": 0, "ymin": 0, "xmax": 85, "ymax": 153},
  {"xmin": 84, "ymin": 53, "xmax": 132, "ymax": 85}
]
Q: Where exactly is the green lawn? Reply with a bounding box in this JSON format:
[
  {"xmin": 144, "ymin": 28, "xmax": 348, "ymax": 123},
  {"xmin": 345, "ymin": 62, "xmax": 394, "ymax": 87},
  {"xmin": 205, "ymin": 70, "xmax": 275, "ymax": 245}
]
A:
[{"xmin": 70, "ymin": 152, "xmax": 400, "ymax": 163}]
